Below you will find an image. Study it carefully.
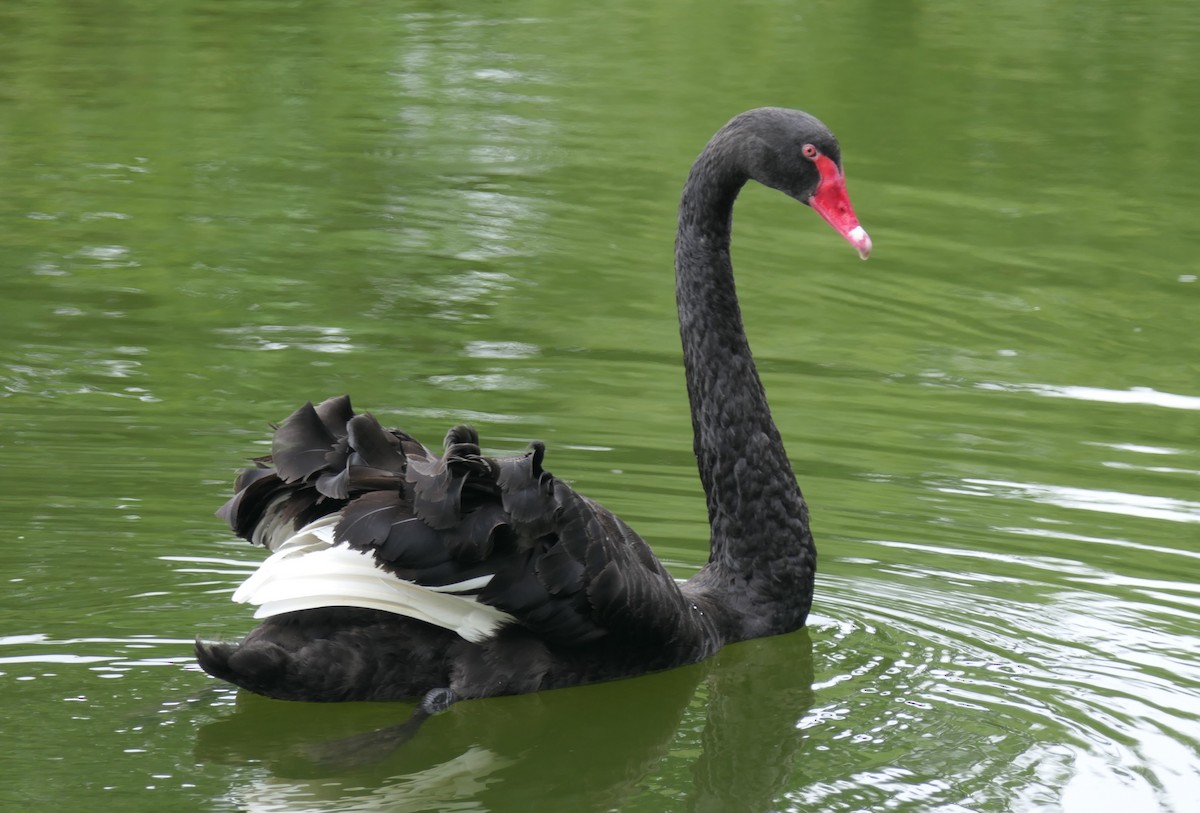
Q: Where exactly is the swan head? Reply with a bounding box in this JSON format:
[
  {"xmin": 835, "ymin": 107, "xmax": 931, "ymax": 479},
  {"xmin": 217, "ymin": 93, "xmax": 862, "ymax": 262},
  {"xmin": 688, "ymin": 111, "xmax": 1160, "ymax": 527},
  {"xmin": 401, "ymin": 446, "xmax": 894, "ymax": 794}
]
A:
[{"xmin": 731, "ymin": 107, "xmax": 872, "ymax": 260}]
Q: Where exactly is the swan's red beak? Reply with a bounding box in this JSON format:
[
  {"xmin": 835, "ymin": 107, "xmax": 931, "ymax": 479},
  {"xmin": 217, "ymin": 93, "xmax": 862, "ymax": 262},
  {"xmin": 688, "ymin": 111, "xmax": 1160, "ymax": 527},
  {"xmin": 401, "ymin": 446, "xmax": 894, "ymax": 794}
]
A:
[{"xmin": 807, "ymin": 153, "xmax": 871, "ymax": 260}]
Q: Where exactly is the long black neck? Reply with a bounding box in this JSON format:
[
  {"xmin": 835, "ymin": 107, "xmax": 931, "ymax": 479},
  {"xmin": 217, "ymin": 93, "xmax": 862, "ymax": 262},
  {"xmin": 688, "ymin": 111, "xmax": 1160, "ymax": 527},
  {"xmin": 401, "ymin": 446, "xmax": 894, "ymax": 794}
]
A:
[{"xmin": 674, "ymin": 128, "xmax": 816, "ymax": 640}]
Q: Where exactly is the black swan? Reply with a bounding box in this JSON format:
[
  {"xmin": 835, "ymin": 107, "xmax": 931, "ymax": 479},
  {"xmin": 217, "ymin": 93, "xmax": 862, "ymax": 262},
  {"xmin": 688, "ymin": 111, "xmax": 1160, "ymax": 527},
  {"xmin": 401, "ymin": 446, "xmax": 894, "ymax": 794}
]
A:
[{"xmin": 196, "ymin": 107, "xmax": 871, "ymax": 716}]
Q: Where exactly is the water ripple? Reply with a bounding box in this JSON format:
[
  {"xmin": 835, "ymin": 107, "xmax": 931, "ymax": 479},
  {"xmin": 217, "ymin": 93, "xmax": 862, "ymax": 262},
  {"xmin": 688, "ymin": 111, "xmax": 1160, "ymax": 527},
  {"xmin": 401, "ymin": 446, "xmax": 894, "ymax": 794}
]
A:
[
  {"xmin": 939, "ymin": 478, "xmax": 1200, "ymax": 524},
  {"xmin": 811, "ymin": 565, "xmax": 1200, "ymax": 812},
  {"xmin": 979, "ymin": 382, "xmax": 1200, "ymax": 411}
]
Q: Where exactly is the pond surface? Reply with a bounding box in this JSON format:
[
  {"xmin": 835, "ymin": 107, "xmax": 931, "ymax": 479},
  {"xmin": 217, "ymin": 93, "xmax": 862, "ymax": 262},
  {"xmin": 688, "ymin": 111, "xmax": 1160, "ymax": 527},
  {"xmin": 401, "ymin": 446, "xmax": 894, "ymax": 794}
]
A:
[{"xmin": 2, "ymin": 1, "xmax": 1199, "ymax": 811}]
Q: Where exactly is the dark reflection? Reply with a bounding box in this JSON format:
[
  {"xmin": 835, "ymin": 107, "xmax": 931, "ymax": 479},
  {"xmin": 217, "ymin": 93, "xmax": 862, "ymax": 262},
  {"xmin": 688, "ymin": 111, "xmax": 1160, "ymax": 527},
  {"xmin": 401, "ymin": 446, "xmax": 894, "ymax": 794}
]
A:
[
  {"xmin": 195, "ymin": 629, "xmax": 814, "ymax": 811},
  {"xmin": 686, "ymin": 631, "xmax": 815, "ymax": 813}
]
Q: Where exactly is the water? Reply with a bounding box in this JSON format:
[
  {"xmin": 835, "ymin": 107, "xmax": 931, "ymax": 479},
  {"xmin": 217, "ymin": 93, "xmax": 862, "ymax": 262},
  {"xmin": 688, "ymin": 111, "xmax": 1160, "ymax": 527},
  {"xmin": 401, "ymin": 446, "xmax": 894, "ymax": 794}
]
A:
[{"xmin": 2, "ymin": 1, "xmax": 1199, "ymax": 811}]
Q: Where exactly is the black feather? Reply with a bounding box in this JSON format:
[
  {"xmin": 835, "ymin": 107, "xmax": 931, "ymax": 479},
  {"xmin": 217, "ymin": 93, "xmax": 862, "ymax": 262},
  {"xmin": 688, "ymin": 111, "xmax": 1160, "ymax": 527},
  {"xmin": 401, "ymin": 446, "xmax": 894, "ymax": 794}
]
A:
[
  {"xmin": 216, "ymin": 466, "xmax": 278, "ymax": 528},
  {"xmin": 272, "ymin": 402, "xmax": 339, "ymax": 483},
  {"xmin": 377, "ymin": 516, "xmax": 445, "ymax": 569},
  {"xmin": 406, "ymin": 455, "xmax": 467, "ymax": 530},
  {"xmin": 444, "ymin": 424, "xmax": 479, "ymax": 448},
  {"xmin": 536, "ymin": 543, "xmax": 585, "ymax": 596},
  {"xmin": 435, "ymin": 503, "xmax": 504, "ymax": 562},
  {"xmin": 315, "ymin": 453, "xmax": 353, "ymax": 499},
  {"xmin": 314, "ymin": 394, "xmax": 355, "ymax": 437},
  {"xmin": 497, "ymin": 446, "xmax": 555, "ymax": 529},
  {"xmin": 347, "ymin": 414, "xmax": 408, "ymax": 472},
  {"xmin": 335, "ymin": 490, "xmax": 406, "ymax": 545}
]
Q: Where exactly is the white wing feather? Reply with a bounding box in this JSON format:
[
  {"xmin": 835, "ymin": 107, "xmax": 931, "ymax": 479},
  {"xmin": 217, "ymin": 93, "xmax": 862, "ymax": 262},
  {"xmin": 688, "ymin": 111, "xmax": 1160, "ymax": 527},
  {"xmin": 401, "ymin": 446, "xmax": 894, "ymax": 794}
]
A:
[{"xmin": 232, "ymin": 514, "xmax": 514, "ymax": 644}]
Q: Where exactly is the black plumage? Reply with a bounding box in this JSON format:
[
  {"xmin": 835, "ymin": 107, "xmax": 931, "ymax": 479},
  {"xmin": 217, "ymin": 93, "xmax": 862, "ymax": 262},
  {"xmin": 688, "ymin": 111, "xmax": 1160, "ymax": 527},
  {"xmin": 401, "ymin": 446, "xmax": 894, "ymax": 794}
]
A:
[{"xmin": 195, "ymin": 107, "xmax": 870, "ymax": 708}]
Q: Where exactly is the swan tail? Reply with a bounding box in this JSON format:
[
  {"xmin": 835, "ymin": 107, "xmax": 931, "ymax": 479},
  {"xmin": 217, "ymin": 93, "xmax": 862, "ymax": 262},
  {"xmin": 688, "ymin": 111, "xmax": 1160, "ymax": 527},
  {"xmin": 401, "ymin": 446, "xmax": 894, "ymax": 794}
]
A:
[
  {"xmin": 193, "ymin": 638, "xmax": 237, "ymax": 682},
  {"xmin": 193, "ymin": 636, "xmax": 291, "ymax": 698}
]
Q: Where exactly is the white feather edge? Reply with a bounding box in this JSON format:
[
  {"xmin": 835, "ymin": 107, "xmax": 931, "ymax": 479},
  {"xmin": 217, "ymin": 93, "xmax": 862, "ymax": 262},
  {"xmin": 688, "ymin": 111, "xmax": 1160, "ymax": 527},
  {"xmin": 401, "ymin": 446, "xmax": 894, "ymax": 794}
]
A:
[{"xmin": 232, "ymin": 514, "xmax": 515, "ymax": 644}]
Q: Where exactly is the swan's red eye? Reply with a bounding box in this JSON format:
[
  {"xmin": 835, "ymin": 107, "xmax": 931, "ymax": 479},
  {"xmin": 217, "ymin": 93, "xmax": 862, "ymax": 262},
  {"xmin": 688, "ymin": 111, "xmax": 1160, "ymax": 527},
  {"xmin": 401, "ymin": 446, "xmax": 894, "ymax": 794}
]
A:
[{"xmin": 802, "ymin": 144, "xmax": 819, "ymax": 160}]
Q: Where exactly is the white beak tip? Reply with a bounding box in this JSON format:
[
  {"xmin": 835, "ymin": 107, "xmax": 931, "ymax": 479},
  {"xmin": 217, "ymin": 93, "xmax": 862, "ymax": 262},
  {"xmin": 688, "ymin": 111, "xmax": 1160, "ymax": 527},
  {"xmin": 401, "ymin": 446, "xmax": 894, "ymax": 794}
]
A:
[{"xmin": 848, "ymin": 225, "xmax": 872, "ymax": 260}]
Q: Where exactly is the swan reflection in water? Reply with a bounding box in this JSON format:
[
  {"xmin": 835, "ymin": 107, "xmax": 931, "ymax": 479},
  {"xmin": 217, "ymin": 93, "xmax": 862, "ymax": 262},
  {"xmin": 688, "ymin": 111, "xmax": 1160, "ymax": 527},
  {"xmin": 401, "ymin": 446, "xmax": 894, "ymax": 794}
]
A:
[{"xmin": 195, "ymin": 629, "xmax": 815, "ymax": 812}]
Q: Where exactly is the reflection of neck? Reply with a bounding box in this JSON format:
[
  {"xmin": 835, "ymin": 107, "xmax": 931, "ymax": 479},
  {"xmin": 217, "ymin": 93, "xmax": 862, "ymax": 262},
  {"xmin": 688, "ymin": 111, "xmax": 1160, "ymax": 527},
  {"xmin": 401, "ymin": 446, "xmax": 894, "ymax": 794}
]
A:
[{"xmin": 688, "ymin": 632, "xmax": 815, "ymax": 810}]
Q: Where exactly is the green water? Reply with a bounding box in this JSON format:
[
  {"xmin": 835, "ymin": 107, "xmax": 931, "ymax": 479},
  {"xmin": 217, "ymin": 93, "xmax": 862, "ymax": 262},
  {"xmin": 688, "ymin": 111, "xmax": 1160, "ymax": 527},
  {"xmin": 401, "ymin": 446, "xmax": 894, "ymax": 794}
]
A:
[{"xmin": 2, "ymin": 1, "xmax": 1198, "ymax": 811}]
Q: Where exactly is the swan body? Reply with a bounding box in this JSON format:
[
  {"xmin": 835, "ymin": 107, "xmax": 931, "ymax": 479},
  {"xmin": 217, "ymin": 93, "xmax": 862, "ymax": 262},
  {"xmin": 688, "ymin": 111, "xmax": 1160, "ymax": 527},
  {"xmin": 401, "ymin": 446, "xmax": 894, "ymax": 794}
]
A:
[{"xmin": 196, "ymin": 107, "xmax": 870, "ymax": 704}]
